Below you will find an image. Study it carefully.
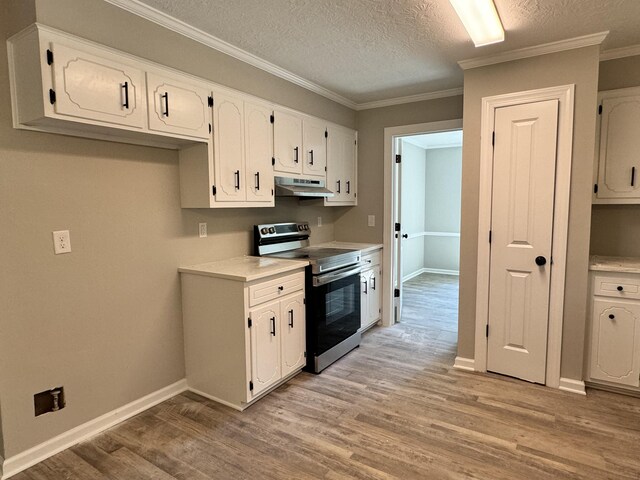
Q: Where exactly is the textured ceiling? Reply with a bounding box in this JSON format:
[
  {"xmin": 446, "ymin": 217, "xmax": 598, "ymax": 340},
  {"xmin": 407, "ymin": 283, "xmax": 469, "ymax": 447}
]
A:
[{"xmin": 133, "ymin": 0, "xmax": 640, "ymax": 104}]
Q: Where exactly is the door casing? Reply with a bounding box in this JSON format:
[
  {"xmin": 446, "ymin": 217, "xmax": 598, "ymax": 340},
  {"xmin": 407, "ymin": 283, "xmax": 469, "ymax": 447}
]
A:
[{"xmin": 474, "ymin": 85, "xmax": 575, "ymax": 389}]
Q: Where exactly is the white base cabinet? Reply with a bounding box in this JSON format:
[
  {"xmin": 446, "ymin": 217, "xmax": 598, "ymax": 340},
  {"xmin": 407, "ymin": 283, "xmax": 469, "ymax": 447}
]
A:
[
  {"xmin": 586, "ymin": 269, "xmax": 640, "ymax": 391},
  {"xmin": 361, "ymin": 249, "xmax": 382, "ymax": 331},
  {"xmin": 180, "ymin": 268, "xmax": 306, "ymax": 410}
]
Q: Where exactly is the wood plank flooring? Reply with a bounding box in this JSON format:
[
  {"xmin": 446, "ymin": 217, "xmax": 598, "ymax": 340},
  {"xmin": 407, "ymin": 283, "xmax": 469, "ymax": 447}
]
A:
[{"xmin": 13, "ymin": 273, "xmax": 640, "ymax": 479}]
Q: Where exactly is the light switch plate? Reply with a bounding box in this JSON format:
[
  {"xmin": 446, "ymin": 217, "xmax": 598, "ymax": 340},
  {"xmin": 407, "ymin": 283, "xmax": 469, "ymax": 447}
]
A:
[
  {"xmin": 52, "ymin": 230, "xmax": 71, "ymax": 254},
  {"xmin": 368, "ymin": 215, "xmax": 375, "ymax": 227},
  {"xmin": 199, "ymin": 223, "xmax": 207, "ymax": 238},
  {"xmin": 317, "ymin": 216, "xmax": 322, "ymax": 227}
]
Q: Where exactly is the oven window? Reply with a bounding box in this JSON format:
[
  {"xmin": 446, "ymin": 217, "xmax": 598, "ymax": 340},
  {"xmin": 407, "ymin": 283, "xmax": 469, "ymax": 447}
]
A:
[{"xmin": 310, "ymin": 272, "xmax": 361, "ymax": 355}]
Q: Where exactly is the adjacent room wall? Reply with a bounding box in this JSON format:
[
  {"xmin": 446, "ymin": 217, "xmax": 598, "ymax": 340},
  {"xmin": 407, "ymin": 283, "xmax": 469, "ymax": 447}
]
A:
[
  {"xmin": 590, "ymin": 54, "xmax": 640, "ymax": 257},
  {"xmin": 336, "ymin": 96, "xmax": 464, "ymax": 243},
  {"xmin": 423, "ymin": 146, "xmax": 462, "ymax": 273},
  {"xmin": 458, "ymin": 46, "xmax": 600, "ymax": 380},
  {"xmin": 400, "ymin": 141, "xmax": 427, "ymax": 279},
  {"xmin": 0, "ymin": 0, "xmax": 355, "ymax": 459}
]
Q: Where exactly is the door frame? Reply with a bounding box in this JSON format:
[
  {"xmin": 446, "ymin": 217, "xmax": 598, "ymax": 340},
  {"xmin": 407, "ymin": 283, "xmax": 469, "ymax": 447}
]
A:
[
  {"xmin": 383, "ymin": 119, "xmax": 463, "ymax": 327},
  {"xmin": 474, "ymin": 85, "xmax": 575, "ymax": 389}
]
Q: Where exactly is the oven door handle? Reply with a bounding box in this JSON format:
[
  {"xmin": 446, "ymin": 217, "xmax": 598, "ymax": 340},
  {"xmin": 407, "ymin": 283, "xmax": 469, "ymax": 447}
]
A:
[{"xmin": 313, "ymin": 265, "xmax": 362, "ymax": 287}]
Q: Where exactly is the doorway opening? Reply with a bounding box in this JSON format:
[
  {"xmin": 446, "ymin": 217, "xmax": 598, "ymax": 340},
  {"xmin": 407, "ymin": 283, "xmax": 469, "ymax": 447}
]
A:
[{"xmin": 396, "ymin": 130, "xmax": 462, "ymax": 335}]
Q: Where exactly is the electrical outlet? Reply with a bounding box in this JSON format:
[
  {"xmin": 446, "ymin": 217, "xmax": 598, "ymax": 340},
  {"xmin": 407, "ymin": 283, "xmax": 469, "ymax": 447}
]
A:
[
  {"xmin": 368, "ymin": 215, "xmax": 375, "ymax": 227},
  {"xmin": 52, "ymin": 230, "xmax": 71, "ymax": 254},
  {"xmin": 199, "ymin": 223, "xmax": 207, "ymax": 238},
  {"xmin": 317, "ymin": 216, "xmax": 322, "ymax": 227}
]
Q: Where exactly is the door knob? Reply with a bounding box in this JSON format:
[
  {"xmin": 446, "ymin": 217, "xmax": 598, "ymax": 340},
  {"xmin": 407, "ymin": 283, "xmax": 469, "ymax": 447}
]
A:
[
  {"xmin": 402, "ymin": 234, "xmax": 408, "ymax": 238},
  {"xmin": 535, "ymin": 256, "xmax": 547, "ymax": 266}
]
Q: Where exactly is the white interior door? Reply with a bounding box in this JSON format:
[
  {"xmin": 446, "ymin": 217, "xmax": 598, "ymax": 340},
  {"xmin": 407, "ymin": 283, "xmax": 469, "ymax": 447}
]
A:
[
  {"xmin": 487, "ymin": 99, "xmax": 559, "ymax": 384},
  {"xmin": 393, "ymin": 138, "xmax": 404, "ymax": 323}
]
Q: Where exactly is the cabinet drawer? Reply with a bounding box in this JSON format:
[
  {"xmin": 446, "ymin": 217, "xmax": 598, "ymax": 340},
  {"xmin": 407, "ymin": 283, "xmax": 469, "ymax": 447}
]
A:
[
  {"xmin": 249, "ymin": 272, "xmax": 305, "ymax": 307},
  {"xmin": 594, "ymin": 275, "xmax": 640, "ymax": 299},
  {"xmin": 362, "ymin": 250, "xmax": 381, "ymax": 268}
]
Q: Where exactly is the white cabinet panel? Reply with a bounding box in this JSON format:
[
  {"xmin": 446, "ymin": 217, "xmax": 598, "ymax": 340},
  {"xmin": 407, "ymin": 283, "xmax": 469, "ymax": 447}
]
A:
[
  {"xmin": 146, "ymin": 72, "xmax": 210, "ymax": 139},
  {"xmin": 250, "ymin": 300, "xmax": 282, "ymax": 397},
  {"xmin": 212, "ymin": 90, "xmax": 245, "ymax": 202},
  {"xmin": 273, "ymin": 109, "xmax": 303, "ymax": 174},
  {"xmin": 51, "ymin": 42, "xmax": 145, "ymax": 128},
  {"xmin": 325, "ymin": 125, "xmax": 357, "ymax": 206},
  {"xmin": 245, "ymin": 101, "xmax": 274, "ymax": 204},
  {"xmin": 589, "ymin": 298, "xmax": 640, "ymax": 387},
  {"xmin": 302, "ymin": 118, "xmax": 327, "ymax": 177},
  {"xmin": 368, "ymin": 268, "xmax": 381, "ymax": 326},
  {"xmin": 280, "ymin": 293, "xmax": 306, "ymax": 377}
]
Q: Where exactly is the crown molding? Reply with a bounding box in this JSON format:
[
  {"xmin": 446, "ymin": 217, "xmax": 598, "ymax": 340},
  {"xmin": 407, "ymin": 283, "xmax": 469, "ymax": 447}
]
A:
[
  {"xmin": 102, "ymin": 0, "xmax": 357, "ymax": 109},
  {"xmin": 355, "ymin": 87, "xmax": 464, "ymax": 111},
  {"xmin": 600, "ymin": 44, "xmax": 640, "ymax": 61},
  {"xmin": 459, "ymin": 31, "xmax": 609, "ymax": 70}
]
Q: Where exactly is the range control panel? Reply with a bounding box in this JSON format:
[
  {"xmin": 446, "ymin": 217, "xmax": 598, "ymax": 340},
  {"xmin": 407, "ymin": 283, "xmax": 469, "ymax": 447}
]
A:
[{"xmin": 255, "ymin": 222, "xmax": 310, "ymax": 238}]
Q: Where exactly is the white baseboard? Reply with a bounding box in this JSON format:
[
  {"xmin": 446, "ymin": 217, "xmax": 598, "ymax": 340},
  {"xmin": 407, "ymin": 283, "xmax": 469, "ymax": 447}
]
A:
[
  {"xmin": 187, "ymin": 387, "xmax": 244, "ymax": 412},
  {"xmin": 402, "ymin": 267, "xmax": 459, "ymax": 282},
  {"xmin": 558, "ymin": 377, "xmax": 586, "ymax": 395},
  {"xmin": 1, "ymin": 379, "xmax": 187, "ymax": 479},
  {"xmin": 453, "ymin": 356, "xmax": 475, "ymax": 372}
]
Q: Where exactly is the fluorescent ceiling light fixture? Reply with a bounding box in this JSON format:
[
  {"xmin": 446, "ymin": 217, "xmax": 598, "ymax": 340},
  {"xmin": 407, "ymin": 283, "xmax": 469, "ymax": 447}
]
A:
[{"xmin": 450, "ymin": 0, "xmax": 505, "ymax": 47}]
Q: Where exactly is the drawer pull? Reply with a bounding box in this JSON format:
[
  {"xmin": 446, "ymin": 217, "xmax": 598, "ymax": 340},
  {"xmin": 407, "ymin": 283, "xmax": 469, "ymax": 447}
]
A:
[
  {"xmin": 609, "ymin": 314, "xmax": 615, "ymax": 320},
  {"xmin": 617, "ymin": 286, "xmax": 624, "ymax": 291},
  {"xmin": 278, "ymin": 286, "xmax": 284, "ymax": 291}
]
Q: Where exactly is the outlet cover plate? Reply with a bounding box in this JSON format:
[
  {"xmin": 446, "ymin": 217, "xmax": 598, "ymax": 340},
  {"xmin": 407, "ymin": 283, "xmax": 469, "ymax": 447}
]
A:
[
  {"xmin": 52, "ymin": 230, "xmax": 71, "ymax": 254},
  {"xmin": 368, "ymin": 215, "xmax": 375, "ymax": 227},
  {"xmin": 199, "ymin": 223, "xmax": 207, "ymax": 238}
]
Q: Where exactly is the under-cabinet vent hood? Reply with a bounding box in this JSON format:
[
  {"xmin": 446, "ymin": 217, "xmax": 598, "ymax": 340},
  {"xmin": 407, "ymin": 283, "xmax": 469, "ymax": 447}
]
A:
[{"xmin": 274, "ymin": 176, "xmax": 335, "ymax": 198}]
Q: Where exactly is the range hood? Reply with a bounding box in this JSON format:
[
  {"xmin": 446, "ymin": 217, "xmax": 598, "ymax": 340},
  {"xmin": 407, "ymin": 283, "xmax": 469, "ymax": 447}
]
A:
[{"xmin": 274, "ymin": 176, "xmax": 335, "ymax": 198}]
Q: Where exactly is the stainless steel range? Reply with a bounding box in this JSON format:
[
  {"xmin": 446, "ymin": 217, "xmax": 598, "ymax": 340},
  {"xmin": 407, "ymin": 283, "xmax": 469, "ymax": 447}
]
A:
[{"xmin": 254, "ymin": 222, "xmax": 362, "ymax": 373}]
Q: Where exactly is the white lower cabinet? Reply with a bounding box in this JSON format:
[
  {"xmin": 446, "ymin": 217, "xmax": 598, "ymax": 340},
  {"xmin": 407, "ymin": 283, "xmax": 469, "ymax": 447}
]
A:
[
  {"xmin": 361, "ymin": 249, "xmax": 382, "ymax": 331},
  {"xmin": 586, "ymin": 269, "xmax": 640, "ymax": 390},
  {"xmin": 180, "ymin": 267, "xmax": 306, "ymax": 410}
]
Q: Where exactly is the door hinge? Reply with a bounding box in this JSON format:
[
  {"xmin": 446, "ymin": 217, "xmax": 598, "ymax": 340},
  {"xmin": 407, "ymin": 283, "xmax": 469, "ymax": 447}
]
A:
[
  {"xmin": 594, "ymin": 184, "xmax": 598, "ymax": 194},
  {"xmin": 303, "ymin": 298, "xmax": 306, "ymax": 304},
  {"xmin": 208, "ymin": 96, "xmax": 213, "ymax": 107},
  {"xmin": 395, "ymin": 154, "xmax": 401, "ymax": 163},
  {"xmin": 271, "ymin": 188, "xmax": 274, "ymax": 196},
  {"xmin": 598, "ymin": 104, "xmax": 602, "ymax": 115},
  {"xmin": 489, "ymin": 230, "xmax": 492, "ymax": 244},
  {"xmin": 49, "ymin": 89, "xmax": 56, "ymax": 104},
  {"xmin": 325, "ymin": 129, "xmax": 328, "ymax": 138},
  {"xmin": 212, "ymin": 185, "xmax": 216, "ymax": 196},
  {"xmin": 486, "ymin": 324, "xmax": 489, "ymax": 337},
  {"xmin": 209, "ymin": 123, "xmax": 212, "ymax": 134},
  {"xmin": 395, "ymin": 222, "xmax": 401, "ymax": 232},
  {"xmin": 325, "ymin": 166, "xmax": 327, "ymax": 171},
  {"xmin": 492, "ymin": 131, "xmax": 495, "ymax": 147},
  {"xmin": 271, "ymin": 157, "xmax": 275, "ymax": 166},
  {"xmin": 270, "ymin": 114, "xmax": 274, "ymax": 123},
  {"xmin": 394, "ymin": 288, "xmax": 400, "ymax": 298},
  {"xmin": 304, "ymin": 351, "xmax": 307, "ymax": 358},
  {"xmin": 46, "ymin": 49, "xmax": 54, "ymax": 65},
  {"xmin": 249, "ymin": 381, "xmax": 254, "ymax": 391},
  {"xmin": 247, "ymin": 318, "xmax": 252, "ymax": 328}
]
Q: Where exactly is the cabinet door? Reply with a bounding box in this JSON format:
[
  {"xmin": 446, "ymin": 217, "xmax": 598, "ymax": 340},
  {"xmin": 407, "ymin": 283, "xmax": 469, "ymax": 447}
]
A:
[
  {"xmin": 245, "ymin": 101, "xmax": 274, "ymax": 204},
  {"xmin": 280, "ymin": 293, "xmax": 306, "ymax": 377},
  {"xmin": 590, "ymin": 298, "xmax": 640, "ymax": 387},
  {"xmin": 50, "ymin": 43, "xmax": 145, "ymax": 128},
  {"xmin": 212, "ymin": 90, "xmax": 245, "ymax": 202},
  {"xmin": 273, "ymin": 109, "xmax": 303, "ymax": 174},
  {"xmin": 360, "ymin": 270, "xmax": 370, "ymax": 329},
  {"xmin": 146, "ymin": 72, "xmax": 210, "ymax": 139},
  {"xmin": 325, "ymin": 126, "xmax": 357, "ymax": 205},
  {"xmin": 302, "ymin": 118, "xmax": 327, "ymax": 177},
  {"xmin": 368, "ymin": 268, "xmax": 381, "ymax": 325},
  {"xmin": 249, "ymin": 300, "xmax": 282, "ymax": 397},
  {"xmin": 597, "ymin": 95, "xmax": 640, "ymax": 199}
]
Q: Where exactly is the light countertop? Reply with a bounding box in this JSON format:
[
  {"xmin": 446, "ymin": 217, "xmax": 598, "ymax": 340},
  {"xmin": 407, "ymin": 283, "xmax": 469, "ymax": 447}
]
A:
[
  {"xmin": 589, "ymin": 255, "xmax": 640, "ymax": 274},
  {"xmin": 179, "ymin": 256, "xmax": 309, "ymax": 282},
  {"xmin": 317, "ymin": 241, "xmax": 383, "ymax": 254}
]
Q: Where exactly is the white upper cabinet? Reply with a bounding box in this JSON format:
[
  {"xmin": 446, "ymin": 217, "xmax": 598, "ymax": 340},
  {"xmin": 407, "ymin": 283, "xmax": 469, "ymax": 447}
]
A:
[
  {"xmin": 245, "ymin": 101, "xmax": 275, "ymax": 204},
  {"xmin": 273, "ymin": 108, "xmax": 303, "ymax": 175},
  {"xmin": 302, "ymin": 118, "xmax": 327, "ymax": 178},
  {"xmin": 325, "ymin": 124, "xmax": 357, "ymax": 206},
  {"xmin": 146, "ymin": 72, "xmax": 210, "ymax": 140},
  {"xmin": 594, "ymin": 88, "xmax": 640, "ymax": 203},
  {"xmin": 212, "ymin": 89, "xmax": 245, "ymax": 202}
]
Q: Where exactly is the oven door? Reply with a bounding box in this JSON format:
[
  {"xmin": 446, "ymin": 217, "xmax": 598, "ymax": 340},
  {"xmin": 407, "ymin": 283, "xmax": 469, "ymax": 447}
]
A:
[{"xmin": 308, "ymin": 265, "xmax": 361, "ymax": 356}]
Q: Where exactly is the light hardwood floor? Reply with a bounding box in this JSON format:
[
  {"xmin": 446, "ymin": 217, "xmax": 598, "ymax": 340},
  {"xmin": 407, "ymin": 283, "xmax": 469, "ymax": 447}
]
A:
[{"xmin": 13, "ymin": 273, "xmax": 640, "ymax": 479}]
